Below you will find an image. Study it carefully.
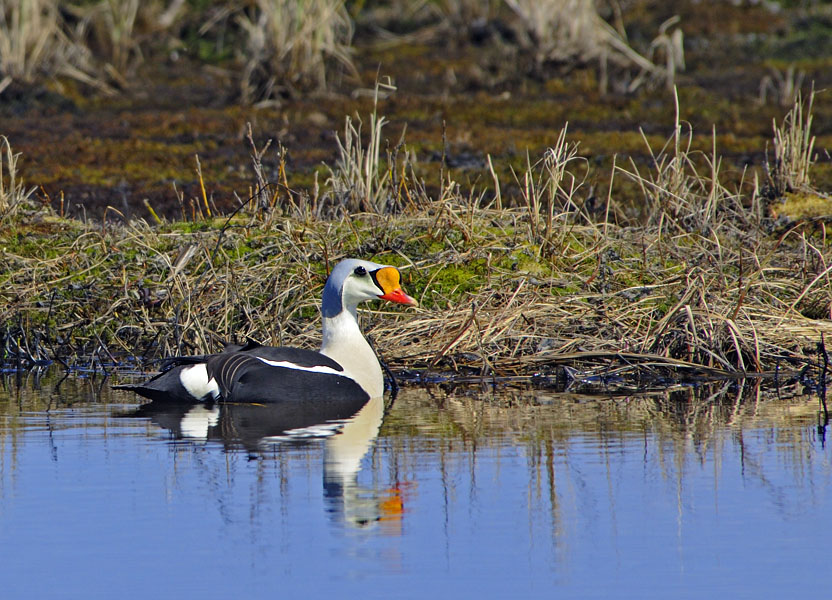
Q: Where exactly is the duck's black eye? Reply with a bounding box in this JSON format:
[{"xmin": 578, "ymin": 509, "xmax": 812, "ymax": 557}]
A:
[{"xmin": 354, "ymin": 266, "xmax": 367, "ymax": 277}]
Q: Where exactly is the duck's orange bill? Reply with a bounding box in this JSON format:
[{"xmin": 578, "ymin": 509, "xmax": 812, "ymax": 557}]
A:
[
  {"xmin": 379, "ymin": 287, "xmax": 418, "ymax": 306},
  {"xmin": 374, "ymin": 266, "xmax": 418, "ymax": 306}
]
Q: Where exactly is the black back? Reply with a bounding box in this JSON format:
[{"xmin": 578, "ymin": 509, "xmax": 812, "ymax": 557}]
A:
[{"xmin": 206, "ymin": 351, "xmax": 368, "ymax": 405}]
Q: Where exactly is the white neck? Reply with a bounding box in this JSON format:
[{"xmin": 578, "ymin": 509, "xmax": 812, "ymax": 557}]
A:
[
  {"xmin": 320, "ymin": 308, "xmax": 384, "ymax": 398},
  {"xmin": 324, "ymin": 395, "xmax": 384, "ymax": 484}
]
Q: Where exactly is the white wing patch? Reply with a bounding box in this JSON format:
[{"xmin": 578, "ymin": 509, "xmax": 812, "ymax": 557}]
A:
[
  {"xmin": 255, "ymin": 356, "xmax": 345, "ymax": 376},
  {"xmin": 179, "ymin": 363, "xmax": 221, "ymax": 400}
]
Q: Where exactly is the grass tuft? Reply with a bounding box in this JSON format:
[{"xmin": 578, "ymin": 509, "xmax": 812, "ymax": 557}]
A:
[
  {"xmin": 236, "ymin": 0, "xmax": 355, "ymax": 103},
  {"xmin": 767, "ymin": 88, "xmax": 817, "ymax": 198},
  {"xmin": 0, "ymin": 136, "xmax": 35, "ymax": 223},
  {"xmin": 326, "ymin": 78, "xmax": 411, "ymax": 215},
  {"xmin": 504, "ymin": 0, "xmax": 679, "ymax": 91}
]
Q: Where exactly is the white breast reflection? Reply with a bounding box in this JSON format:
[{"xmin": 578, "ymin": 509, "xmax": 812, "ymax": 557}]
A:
[
  {"xmin": 178, "ymin": 404, "xmax": 220, "ymax": 439},
  {"xmin": 321, "ymin": 396, "xmax": 399, "ymax": 528}
]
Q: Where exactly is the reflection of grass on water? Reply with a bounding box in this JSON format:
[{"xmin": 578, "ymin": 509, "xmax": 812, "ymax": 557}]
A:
[
  {"xmin": 385, "ymin": 379, "xmax": 821, "ymax": 442},
  {"xmin": 0, "ymin": 370, "xmax": 825, "ymax": 532},
  {"xmin": 0, "ymin": 368, "xmax": 123, "ymax": 414},
  {"xmin": 378, "ymin": 384, "xmax": 830, "ymax": 529},
  {"xmin": 0, "ymin": 368, "xmax": 129, "ymax": 474},
  {"xmin": 385, "ymin": 383, "xmax": 828, "ymax": 504}
]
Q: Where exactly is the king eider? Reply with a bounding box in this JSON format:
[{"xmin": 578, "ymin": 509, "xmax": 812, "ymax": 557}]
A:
[{"xmin": 115, "ymin": 259, "xmax": 417, "ymax": 404}]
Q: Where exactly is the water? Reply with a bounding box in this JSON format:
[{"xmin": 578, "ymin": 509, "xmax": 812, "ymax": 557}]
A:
[{"xmin": 0, "ymin": 371, "xmax": 829, "ymax": 599}]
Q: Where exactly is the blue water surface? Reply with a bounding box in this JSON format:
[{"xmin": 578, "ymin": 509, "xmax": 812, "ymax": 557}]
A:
[{"xmin": 0, "ymin": 374, "xmax": 829, "ymax": 599}]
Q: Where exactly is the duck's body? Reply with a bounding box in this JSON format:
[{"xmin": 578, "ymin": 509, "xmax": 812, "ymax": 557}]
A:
[{"xmin": 116, "ymin": 259, "xmax": 416, "ymax": 404}]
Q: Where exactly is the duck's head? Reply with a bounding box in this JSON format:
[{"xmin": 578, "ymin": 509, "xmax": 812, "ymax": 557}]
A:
[{"xmin": 322, "ymin": 259, "xmax": 417, "ymax": 318}]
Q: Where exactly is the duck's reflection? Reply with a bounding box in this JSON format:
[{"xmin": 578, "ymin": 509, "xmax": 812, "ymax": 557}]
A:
[{"xmin": 131, "ymin": 395, "xmax": 402, "ymax": 531}]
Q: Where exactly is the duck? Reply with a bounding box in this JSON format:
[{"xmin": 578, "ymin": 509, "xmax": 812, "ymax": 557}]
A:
[{"xmin": 115, "ymin": 258, "xmax": 417, "ymax": 404}]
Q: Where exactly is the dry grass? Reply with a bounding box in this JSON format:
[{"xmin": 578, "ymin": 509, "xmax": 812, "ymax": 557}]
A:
[
  {"xmin": 0, "ymin": 1, "xmax": 689, "ymax": 101},
  {"xmin": 0, "ymin": 0, "xmax": 158, "ymax": 94},
  {"xmin": 620, "ymin": 89, "xmax": 749, "ymax": 234},
  {"xmin": 0, "ymin": 135, "xmax": 35, "ymax": 223},
  {"xmin": 0, "ymin": 0, "xmax": 64, "ymax": 86},
  {"xmin": 0, "ymin": 0, "xmax": 96, "ymax": 91},
  {"xmin": 236, "ymin": 0, "xmax": 355, "ymax": 103},
  {"xmin": 759, "ymin": 64, "xmax": 806, "ymax": 107},
  {"xmin": 326, "ymin": 78, "xmax": 412, "ymax": 214},
  {"xmin": 0, "ymin": 0, "xmax": 357, "ymax": 100},
  {"xmin": 766, "ymin": 88, "xmax": 817, "ymax": 197},
  {"xmin": 66, "ymin": 0, "xmax": 145, "ymax": 78},
  {"xmin": 504, "ymin": 0, "xmax": 680, "ymax": 91}
]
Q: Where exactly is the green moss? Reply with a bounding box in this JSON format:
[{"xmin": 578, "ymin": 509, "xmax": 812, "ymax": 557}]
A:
[
  {"xmin": 427, "ymin": 263, "xmax": 483, "ymax": 297},
  {"xmin": 775, "ymin": 191, "xmax": 832, "ymax": 221}
]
